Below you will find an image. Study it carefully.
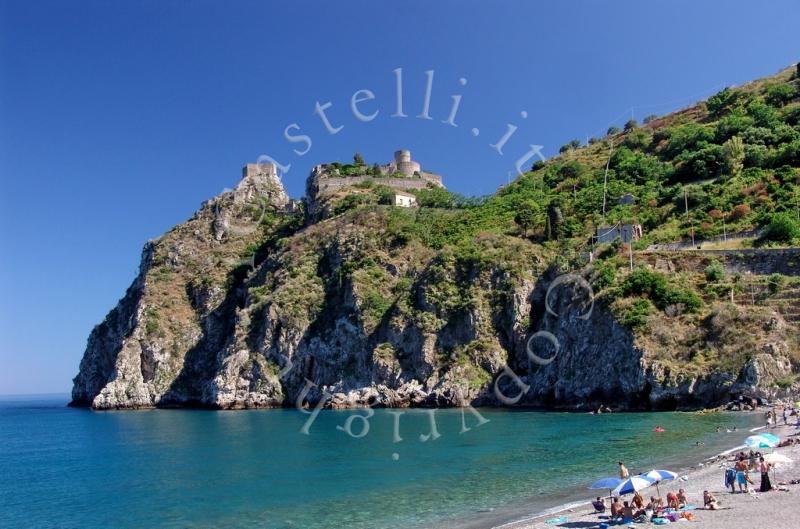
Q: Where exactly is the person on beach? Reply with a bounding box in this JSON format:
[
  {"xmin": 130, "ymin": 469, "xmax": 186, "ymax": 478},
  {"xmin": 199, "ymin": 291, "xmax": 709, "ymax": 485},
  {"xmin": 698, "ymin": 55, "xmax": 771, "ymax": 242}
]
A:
[
  {"xmin": 618, "ymin": 461, "xmax": 629, "ymax": 479},
  {"xmin": 703, "ymin": 490, "xmax": 720, "ymax": 510},
  {"xmin": 632, "ymin": 491, "xmax": 645, "ymax": 509},
  {"xmin": 592, "ymin": 497, "xmax": 606, "ymax": 512},
  {"xmin": 666, "ymin": 491, "xmax": 679, "ymax": 509},
  {"xmin": 610, "ymin": 497, "xmax": 623, "ymax": 520},
  {"xmin": 735, "ymin": 456, "xmax": 749, "ymax": 493},
  {"xmin": 645, "ymin": 496, "xmax": 663, "ymax": 519},
  {"xmin": 759, "ymin": 456, "xmax": 773, "ymax": 492},
  {"xmin": 677, "ymin": 489, "xmax": 688, "ymax": 508},
  {"xmin": 620, "ymin": 501, "xmax": 636, "ymax": 522},
  {"xmin": 783, "ymin": 407, "xmax": 789, "ymax": 425}
]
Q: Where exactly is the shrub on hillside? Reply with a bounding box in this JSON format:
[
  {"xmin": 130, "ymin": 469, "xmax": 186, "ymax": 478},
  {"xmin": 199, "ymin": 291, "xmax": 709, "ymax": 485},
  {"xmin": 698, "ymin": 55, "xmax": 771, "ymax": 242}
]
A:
[
  {"xmin": 759, "ymin": 212, "xmax": 800, "ymax": 244},
  {"xmin": 621, "ymin": 268, "xmax": 702, "ymax": 313},
  {"xmin": 620, "ymin": 298, "xmax": 653, "ymax": 329},
  {"xmin": 765, "ymin": 83, "xmax": 798, "ymax": 107},
  {"xmin": 707, "ymin": 88, "xmax": 742, "ymax": 118},
  {"xmin": 730, "ymin": 203, "xmax": 751, "ymax": 220},
  {"xmin": 704, "ymin": 260, "xmax": 726, "ymax": 282},
  {"xmin": 624, "ymin": 118, "xmax": 639, "ymax": 132}
]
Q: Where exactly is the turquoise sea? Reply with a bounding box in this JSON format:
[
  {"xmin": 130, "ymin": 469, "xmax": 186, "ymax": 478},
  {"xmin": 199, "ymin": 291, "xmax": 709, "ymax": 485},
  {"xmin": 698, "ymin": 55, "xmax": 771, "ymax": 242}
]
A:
[{"xmin": 0, "ymin": 395, "xmax": 763, "ymax": 529}]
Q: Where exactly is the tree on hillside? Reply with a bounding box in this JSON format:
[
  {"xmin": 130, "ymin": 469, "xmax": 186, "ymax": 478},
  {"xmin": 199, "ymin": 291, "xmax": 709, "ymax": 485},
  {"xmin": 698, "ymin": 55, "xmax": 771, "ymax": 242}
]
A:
[
  {"xmin": 760, "ymin": 212, "xmax": 800, "ymax": 244},
  {"xmin": 643, "ymin": 114, "xmax": 658, "ymax": 124},
  {"xmin": 624, "ymin": 118, "xmax": 639, "ymax": 132},
  {"xmin": 723, "ymin": 136, "xmax": 745, "ymax": 177},
  {"xmin": 546, "ymin": 200, "xmax": 564, "ymax": 240},
  {"xmin": 515, "ymin": 201, "xmax": 543, "ymax": 237},
  {"xmin": 354, "ymin": 152, "xmax": 365, "ymax": 166},
  {"xmin": 607, "ymin": 126, "xmax": 622, "ymax": 136}
]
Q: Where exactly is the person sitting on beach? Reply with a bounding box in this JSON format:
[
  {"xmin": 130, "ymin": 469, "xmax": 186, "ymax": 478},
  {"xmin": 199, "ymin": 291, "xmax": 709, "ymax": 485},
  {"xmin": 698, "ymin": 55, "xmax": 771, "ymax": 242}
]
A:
[
  {"xmin": 618, "ymin": 461, "xmax": 629, "ymax": 479},
  {"xmin": 735, "ymin": 456, "xmax": 749, "ymax": 493},
  {"xmin": 703, "ymin": 490, "xmax": 720, "ymax": 510},
  {"xmin": 645, "ymin": 496, "xmax": 663, "ymax": 512},
  {"xmin": 666, "ymin": 491, "xmax": 679, "ymax": 509},
  {"xmin": 632, "ymin": 491, "xmax": 645, "ymax": 509},
  {"xmin": 620, "ymin": 501, "xmax": 636, "ymax": 522},
  {"xmin": 592, "ymin": 496, "xmax": 606, "ymax": 513},
  {"xmin": 610, "ymin": 497, "xmax": 623, "ymax": 520},
  {"xmin": 676, "ymin": 489, "xmax": 688, "ymax": 508}
]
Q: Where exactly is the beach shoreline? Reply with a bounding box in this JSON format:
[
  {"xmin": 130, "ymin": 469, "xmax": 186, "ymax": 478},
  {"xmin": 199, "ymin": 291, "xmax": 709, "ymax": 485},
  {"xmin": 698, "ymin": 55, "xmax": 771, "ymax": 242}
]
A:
[{"xmin": 490, "ymin": 421, "xmax": 800, "ymax": 529}]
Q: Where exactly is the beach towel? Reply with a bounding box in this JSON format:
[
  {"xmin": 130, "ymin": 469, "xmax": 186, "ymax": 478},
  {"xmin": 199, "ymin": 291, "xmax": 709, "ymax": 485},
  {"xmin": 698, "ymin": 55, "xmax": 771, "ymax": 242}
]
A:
[
  {"xmin": 724, "ymin": 468, "xmax": 735, "ymax": 488},
  {"xmin": 652, "ymin": 518, "xmax": 670, "ymax": 525}
]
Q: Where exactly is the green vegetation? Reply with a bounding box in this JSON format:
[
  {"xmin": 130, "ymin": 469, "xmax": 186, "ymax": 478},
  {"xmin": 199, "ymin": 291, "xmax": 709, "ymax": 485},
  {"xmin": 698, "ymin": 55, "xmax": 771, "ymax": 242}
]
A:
[
  {"xmin": 704, "ymin": 260, "xmax": 726, "ymax": 282},
  {"xmin": 759, "ymin": 211, "xmax": 800, "ymax": 244},
  {"xmin": 621, "ymin": 268, "xmax": 703, "ymax": 313}
]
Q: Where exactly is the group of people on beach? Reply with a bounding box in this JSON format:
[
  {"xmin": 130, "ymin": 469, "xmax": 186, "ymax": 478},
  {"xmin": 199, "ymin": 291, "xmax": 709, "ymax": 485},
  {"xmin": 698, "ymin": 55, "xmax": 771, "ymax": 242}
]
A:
[
  {"xmin": 593, "ymin": 488, "xmax": 706, "ymax": 523},
  {"xmin": 728, "ymin": 451, "xmax": 773, "ymax": 493}
]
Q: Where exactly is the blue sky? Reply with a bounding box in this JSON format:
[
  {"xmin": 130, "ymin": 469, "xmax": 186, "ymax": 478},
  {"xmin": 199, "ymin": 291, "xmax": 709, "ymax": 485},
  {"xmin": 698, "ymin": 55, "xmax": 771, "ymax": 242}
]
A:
[{"xmin": 1, "ymin": 0, "xmax": 799, "ymax": 394}]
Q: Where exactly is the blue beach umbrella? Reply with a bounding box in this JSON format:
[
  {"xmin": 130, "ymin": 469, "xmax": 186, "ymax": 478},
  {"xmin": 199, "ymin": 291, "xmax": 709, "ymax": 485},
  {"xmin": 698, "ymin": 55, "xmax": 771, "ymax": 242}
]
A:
[
  {"xmin": 639, "ymin": 469, "xmax": 677, "ymax": 497},
  {"xmin": 745, "ymin": 434, "xmax": 778, "ymax": 448},
  {"xmin": 760, "ymin": 433, "xmax": 780, "ymax": 443},
  {"xmin": 590, "ymin": 477, "xmax": 624, "ymax": 505},
  {"xmin": 613, "ymin": 475, "xmax": 656, "ymax": 496}
]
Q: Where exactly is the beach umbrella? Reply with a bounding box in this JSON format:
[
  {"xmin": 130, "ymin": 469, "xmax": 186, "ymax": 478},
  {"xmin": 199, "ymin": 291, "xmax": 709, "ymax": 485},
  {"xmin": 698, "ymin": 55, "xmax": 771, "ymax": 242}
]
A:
[
  {"xmin": 590, "ymin": 477, "xmax": 623, "ymax": 505},
  {"xmin": 639, "ymin": 469, "xmax": 677, "ymax": 498},
  {"xmin": 612, "ymin": 475, "xmax": 656, "ymax": 496},
  {"xmin": 763, "ymin": 453, "xmax": 793, "ymax": 464},
  {"xmin": 745, "ymin": 435, "xmax": 778, "ymax": 448},
  {"xmin": 759, "ymin": 433, "xmax": 780, "ymax": 443},
  {"xmin": 763, "ymin": 452, "xmax": 793, "ymax": 483}
]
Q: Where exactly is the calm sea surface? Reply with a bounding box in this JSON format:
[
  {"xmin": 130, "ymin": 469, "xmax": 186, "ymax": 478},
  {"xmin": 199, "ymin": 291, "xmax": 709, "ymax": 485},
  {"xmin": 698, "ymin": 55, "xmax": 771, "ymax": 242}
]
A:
[{"xmin": 0, "ymin": 395, "xmax": 762, "ymax": 529}]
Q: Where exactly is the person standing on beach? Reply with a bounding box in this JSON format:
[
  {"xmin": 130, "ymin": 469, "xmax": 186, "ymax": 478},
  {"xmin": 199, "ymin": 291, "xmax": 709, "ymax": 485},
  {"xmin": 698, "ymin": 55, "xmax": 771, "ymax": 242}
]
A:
[
  {"xmin": 618, "ymin": 461, "xmax": 629, "ymax": 479},
  {"xmin": 759, "ymin": 456, "xmax": 772, "ymax": 492},
  {"xmin": 735, "ymin": 456, "xmax": 749, "ymax": 493}
]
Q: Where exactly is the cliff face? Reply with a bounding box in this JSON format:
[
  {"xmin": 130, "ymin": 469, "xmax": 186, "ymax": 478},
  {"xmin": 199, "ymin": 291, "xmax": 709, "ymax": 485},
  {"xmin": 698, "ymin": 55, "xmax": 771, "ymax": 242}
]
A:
[{"xmin": 71, "ymin": 164, "xmax": 797, "ymax": 410}]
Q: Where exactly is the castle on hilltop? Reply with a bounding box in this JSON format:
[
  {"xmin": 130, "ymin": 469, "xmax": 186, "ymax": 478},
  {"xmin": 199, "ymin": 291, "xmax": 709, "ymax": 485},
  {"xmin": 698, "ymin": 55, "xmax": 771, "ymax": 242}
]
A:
[{"xmin": 308, "ymin": 150, "xmax": 444, "ymax": 198}]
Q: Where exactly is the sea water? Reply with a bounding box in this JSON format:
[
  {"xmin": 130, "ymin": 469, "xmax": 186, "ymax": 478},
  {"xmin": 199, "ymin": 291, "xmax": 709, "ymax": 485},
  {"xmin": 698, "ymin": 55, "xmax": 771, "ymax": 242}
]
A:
[{"xmin": 0, "ymin": 395, "xmax": 763, "ymax": 529}]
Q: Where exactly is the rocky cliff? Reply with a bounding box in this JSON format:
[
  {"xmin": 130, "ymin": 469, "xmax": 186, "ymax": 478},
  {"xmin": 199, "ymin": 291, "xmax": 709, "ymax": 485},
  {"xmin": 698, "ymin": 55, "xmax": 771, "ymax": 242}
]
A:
[{"xmin": 71, "ymin": 162, "xmax": 798, "ymax": 410}]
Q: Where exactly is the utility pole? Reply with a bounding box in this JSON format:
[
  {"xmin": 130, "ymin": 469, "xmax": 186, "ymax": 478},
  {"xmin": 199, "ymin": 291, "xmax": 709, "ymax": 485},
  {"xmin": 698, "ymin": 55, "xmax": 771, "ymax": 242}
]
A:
[
  {"xmin": 722, "ymin": 212, "xmax": 727, "ymax": 242},
  {"xmin": 601, "ymin": 143, "xmax": 613, "ymax": 224},
  {"xmin": 684, "ymin": 187, "xmax": 695, "ymax": 247},
  {"xmin": 628, "ymin": 237, "xmax": 634, "ymax": 271}
]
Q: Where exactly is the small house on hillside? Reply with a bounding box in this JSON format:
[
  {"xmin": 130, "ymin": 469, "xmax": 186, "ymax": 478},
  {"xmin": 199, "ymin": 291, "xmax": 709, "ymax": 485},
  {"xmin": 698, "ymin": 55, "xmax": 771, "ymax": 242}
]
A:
[{"xmin": 393, "ymin": 191, "xmax": 417, "ymax": 208}]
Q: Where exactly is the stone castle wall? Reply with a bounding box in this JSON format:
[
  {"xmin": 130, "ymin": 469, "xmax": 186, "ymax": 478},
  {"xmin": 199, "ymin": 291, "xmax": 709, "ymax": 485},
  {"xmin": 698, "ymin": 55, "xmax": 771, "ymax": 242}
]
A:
[{"xmin": 316, "ymin": 175, "xmax": 435, "ymax": 193}]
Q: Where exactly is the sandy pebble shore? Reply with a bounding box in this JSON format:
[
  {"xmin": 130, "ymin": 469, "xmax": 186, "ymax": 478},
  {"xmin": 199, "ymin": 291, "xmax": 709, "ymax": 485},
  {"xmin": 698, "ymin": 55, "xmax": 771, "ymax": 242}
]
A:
[{"xmin": 497, "ymin": 423, "xmax": 800, "ymax": 529}]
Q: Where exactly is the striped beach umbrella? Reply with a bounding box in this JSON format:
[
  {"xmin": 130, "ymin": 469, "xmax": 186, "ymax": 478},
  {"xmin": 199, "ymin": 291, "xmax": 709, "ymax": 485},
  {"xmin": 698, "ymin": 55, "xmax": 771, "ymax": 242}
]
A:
[
  {"xmin": 745, "ymin": 434, "xmax": 778, "ymax": 448},
  {"xmin": 590, "ymin": 477, "xmax": 624, "ymax": 505},
  {"xmin": 612, "ymin": 475, "xmax": 656, "ymax": 496},
  {"xmin": 639, "ymin": 469, "xmax": 677, "ymax": 497}
]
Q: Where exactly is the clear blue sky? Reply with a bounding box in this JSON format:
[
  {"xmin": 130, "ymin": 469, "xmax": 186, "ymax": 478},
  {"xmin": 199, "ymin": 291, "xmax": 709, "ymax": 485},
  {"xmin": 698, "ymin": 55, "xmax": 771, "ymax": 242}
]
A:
[{"xmin": 1, "ymin": 0, "xmax": 798, "ymax": 394}]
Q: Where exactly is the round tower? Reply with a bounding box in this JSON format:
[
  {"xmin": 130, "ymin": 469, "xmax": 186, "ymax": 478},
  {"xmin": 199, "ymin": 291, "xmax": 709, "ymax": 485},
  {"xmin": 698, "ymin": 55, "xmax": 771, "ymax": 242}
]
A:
[
  {"xmin": 394, "ymin": 149, "xmax": 420, "ymax": 176},
  {"xmin": 394, "ymin": 150, "xmax": 411, "ymax": 163}
]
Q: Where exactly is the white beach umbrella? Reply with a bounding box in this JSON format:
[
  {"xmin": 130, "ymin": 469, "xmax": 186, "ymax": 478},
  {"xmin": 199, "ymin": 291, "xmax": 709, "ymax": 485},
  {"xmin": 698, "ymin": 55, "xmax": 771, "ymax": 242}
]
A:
[
  {"xmin": 612, "ymin": 475, "xmax": 656, "ymax": 496},
  {"xmin": 763, "ymin": 453, "xmax": 792, "ymax": 464},
  {"xmin": 763, "ymin": 452, "xmax": 793, "ymax": 483},
  {"xmin": 639, "ymin": 469, "xmax": 677, "ymax": 498}
]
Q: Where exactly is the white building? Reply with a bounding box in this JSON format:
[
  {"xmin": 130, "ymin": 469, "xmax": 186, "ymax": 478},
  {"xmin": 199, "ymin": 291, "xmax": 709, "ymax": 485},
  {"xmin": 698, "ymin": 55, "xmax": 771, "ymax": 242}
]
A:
[{"xmin": 393, "ymin": 191, "xmax": 417, "ymax": 208}]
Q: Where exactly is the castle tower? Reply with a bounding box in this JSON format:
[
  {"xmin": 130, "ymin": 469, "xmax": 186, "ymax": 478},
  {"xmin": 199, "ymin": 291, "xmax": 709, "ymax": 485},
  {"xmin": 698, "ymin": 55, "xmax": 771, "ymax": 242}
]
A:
[{"xmin": 393, "ymin": 149, "xmax": 420, "ymax": 176}]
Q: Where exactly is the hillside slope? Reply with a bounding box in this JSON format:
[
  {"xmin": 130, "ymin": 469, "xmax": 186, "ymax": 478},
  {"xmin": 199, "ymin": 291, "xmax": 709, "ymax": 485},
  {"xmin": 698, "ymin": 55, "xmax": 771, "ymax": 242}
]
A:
[{"xmin": 71, "ymin": 65, "xmax": 800, "ymax": 410}]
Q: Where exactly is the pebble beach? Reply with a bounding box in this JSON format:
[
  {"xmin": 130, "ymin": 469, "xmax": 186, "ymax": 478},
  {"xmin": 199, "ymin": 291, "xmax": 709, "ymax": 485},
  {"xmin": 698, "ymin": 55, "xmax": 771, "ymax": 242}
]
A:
[{"xmin": 499, "ymin": 423, "xmax": 800, "ymax": 529}]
